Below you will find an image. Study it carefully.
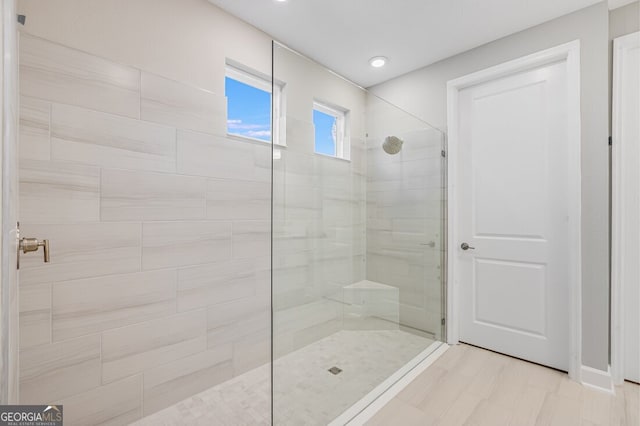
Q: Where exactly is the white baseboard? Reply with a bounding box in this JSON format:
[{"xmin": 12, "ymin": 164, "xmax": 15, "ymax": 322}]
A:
[{"xmin": 580, "ymin": 365, "xmax": 615, "ymax": 394}]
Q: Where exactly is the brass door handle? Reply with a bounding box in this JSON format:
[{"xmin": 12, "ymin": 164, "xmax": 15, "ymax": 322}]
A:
[{"xmin": 18, "ymin": 237, "xmax": 50, "ymax": 268}]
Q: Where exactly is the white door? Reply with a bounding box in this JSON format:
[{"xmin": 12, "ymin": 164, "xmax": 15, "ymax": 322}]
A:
[
  {"xmin": 452, "ymin": 52, "xmax": 576, "ymax": 371},
  {"xmin": 612, "ymin": 31, "xmax": 640, "ymax": 384}
]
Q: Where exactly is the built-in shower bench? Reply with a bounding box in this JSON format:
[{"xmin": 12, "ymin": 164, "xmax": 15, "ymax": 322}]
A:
[{"xmin": 343, "ymin": 280, "xmax": 400, "ymax": 330}]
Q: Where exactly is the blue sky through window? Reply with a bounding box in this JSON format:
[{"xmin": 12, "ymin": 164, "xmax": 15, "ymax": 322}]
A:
[
  {"xmin": 225, "ymin": 76, "xmax": 271, "ymax": 142},
  {"xmin": 314, "ymin": 109, "xmax": 337, "ymax": 156}
]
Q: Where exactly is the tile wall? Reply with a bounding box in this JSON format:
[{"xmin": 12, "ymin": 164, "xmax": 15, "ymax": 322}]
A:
[
  {"xmin": 271, "ymin": 44, "xmax": 368, "ymax": 358},
  {"xmin": 15, "ymin": 30, "xmax": 444, "ymax": 425},
  {"xmin": 17, "ymin": 33, "xmax": 270, "ymax": 424},
  {"xmin": 365, "ymin": 97, "xmax": 444, "ymax": 338}
]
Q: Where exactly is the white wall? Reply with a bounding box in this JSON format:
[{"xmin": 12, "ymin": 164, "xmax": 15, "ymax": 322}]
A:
[
  {"xmin": 609, "ymin": 1, "xmax": 639, "ymax": 40},
  {"xmin": 371, "ymin": 2, "xmax": 611, "ymax": 371},
  {"xmin": 609, "ymin": 1, "xmax": 639, "ymax": 134}
]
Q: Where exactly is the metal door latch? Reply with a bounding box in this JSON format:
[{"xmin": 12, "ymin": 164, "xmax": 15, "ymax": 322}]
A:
[
  {"xmin": 460, "ymin": 242, "xmax": 475, "ymax": 251},
  {"xmin": 17, "ymin": 237, "xmax": 49, "ymax": 269}
]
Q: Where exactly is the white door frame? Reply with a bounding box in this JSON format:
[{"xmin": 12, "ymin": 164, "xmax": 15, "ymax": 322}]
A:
[
  {"xmin": 446, "ymin": 40, "xmax": 582, "ymax": 381},
  {"xmin": 0, "ymin": 0, "xmax": 18, "ymax": 404},
  {"xmin": 611, "ymin": 31, "xmax": 640, "ymax": 386}
]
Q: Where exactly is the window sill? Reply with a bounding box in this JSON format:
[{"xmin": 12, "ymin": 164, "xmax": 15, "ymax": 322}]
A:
[
  {"xmin": 227, "ymin": 133, "xmax": 287, "ymax": 148},
  {"xmin": 314, "ymin": 151, "xmax": 351, "ymax": 163}
]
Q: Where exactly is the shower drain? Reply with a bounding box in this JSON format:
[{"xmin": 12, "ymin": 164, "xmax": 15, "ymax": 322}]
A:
[{"xmin": 328, "ymin": 366, "xmax": 343, "ymax": 375}]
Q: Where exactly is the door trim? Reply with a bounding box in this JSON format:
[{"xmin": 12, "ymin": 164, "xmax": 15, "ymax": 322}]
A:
[
  {"xmin": 611, "ymin": 31, "xmax": 640, "ymax": 386},
  {"xmin": 445, "ymin": 40, "xmax": 582, "ymax": 381},
  {"xmin": 0, "ymin": 0, "xmax": 18, "ymax": 404}
]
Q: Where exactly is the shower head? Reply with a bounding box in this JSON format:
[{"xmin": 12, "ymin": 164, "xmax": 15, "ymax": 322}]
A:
[{"xmin": 382, "ymin": 136, "xmax": 403, "ymax": 155}]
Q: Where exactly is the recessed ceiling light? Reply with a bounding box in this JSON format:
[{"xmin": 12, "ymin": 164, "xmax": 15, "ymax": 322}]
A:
[
  {"xmin": 369, "ymin": 56, "xmax": 388, "ymax": 68},
  {"xmin": 275, "ymin": 0, "xmax": 287, "ymax": 2}
]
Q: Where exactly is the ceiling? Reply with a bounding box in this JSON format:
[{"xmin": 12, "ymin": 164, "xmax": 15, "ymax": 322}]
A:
[{"xmin": 208, "ymin": 0, "xmax": 603, "ymax": 88}]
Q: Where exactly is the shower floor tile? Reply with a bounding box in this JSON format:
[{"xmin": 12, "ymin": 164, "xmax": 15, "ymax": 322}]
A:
[{"xmin": 131, "ymin": 329, "xmax": 434, "ymax": 426}]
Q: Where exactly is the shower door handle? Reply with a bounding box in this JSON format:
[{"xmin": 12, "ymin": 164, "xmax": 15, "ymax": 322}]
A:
[
  {"xmin": 17, "ymin": 237, "xmax": 50, "ymax": 269},
  {"xmin": 460, "ymin": 242, "xmax": 475, "ymax": 251}
]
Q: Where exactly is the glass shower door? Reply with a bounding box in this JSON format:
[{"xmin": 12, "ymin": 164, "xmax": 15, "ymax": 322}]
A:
[
  {"xmin": 365, "ymin": 95, "xmax": 446, "ymax": 344},
  {"xmin": 272, "ymin": 42, "xmax": 445, "ymax": 425}
]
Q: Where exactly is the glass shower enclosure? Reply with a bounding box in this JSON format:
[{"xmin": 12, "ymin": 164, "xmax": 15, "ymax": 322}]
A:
[
  {"xmin": 272, "ymin": 42, "xmax": 446, "ymax": 424},
  {"xmin": 11, "ymin": 15, "xmax": 444, "ymax": 422}
]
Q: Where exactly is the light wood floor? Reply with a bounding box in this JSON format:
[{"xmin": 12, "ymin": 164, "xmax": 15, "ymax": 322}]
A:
[{"xmin": 367, "ymin": 343, "xmax": 639, "ymax": 426}]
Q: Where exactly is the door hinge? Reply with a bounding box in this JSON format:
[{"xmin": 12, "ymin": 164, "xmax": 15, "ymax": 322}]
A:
[
  {"xmin": 17, "ymin": 15, "xmax": 26, "ymax": 26},
  {"xmin": 608, "ymin": 136, "xmax": 612, "ymax": 146},
  {"xmin": 441, "ymin": 318, "xmax": 446, "ymax": 326},
  {"xmin": 441, "ymin": 150, "xmax": 446, "ymax": 158}
]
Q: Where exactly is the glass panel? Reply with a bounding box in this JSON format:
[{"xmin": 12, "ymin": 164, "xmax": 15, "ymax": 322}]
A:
[
  {"xmin": 272, "ymin": 41, "xmax": 445, "ymax": 424},
  {"xmin": 365, "ymin": 95, "xmax": 446, "ymax": 343}
]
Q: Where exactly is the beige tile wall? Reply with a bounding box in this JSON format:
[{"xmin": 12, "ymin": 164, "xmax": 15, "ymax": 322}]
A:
[
  {"xmin": 365, "ymin": 97, "xmax": 445, "ymax": 339},
  {"xmin": 19, "ymin": 33, "xmax": 141, "ymax": 118},
  {"xmin": 271, "ymin": 45, "xmax": 369, "ymax": 358},
  {"xmin": 16, "ymin": 22, "xmax": 443, "ymax": 425},
  {"xmin": 17, "ymin": 33, "xmax": 270, "ymax": 424}
]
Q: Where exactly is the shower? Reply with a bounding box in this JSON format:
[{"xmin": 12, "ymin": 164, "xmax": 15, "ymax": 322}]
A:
[{"xmin": 382, "ymin": 135, "xmax": 404, "ymax": 154}]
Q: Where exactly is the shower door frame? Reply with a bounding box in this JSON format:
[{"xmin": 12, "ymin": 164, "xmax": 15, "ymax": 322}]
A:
[{"xmin": 0, "ymin": 0, "xmax": 19, "ymax": 404}]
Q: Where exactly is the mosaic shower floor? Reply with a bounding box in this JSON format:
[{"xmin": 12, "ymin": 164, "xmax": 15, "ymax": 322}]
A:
[{"xmin": 132, "ymin": 329, "xmax": 435, "ymax": 426}]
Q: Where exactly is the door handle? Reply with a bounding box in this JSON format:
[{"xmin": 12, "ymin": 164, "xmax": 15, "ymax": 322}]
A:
[
  {"xmin": 460, "ymin": 242, "xmax": 475, "ymax": 251},
  {"xmin": 18, "ymin": 237, "xmax": 50, "ymax": 269}
]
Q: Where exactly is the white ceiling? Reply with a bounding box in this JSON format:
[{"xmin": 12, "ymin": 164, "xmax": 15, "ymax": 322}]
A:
[{"xmin": 208, "ymin": 0, "xmax": 603, "ymax": 88}]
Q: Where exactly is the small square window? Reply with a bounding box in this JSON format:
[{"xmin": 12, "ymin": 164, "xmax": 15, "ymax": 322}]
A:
[
  {"xmin": 313, "ymin": 101, "xmax": 348, "ymax": 159},
  {"xmin": 225, "ymin": 63, "xmax": 285, "ymax": 145}
]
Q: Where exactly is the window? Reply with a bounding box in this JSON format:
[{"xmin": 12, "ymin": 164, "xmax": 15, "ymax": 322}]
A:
[
  {"xmin": 313, "ymin": 101, "xmax": 348, "ymax": 159},
  {"xmin": 225, "ymin": 63, "xmax": 285, "ymax": 145}
]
